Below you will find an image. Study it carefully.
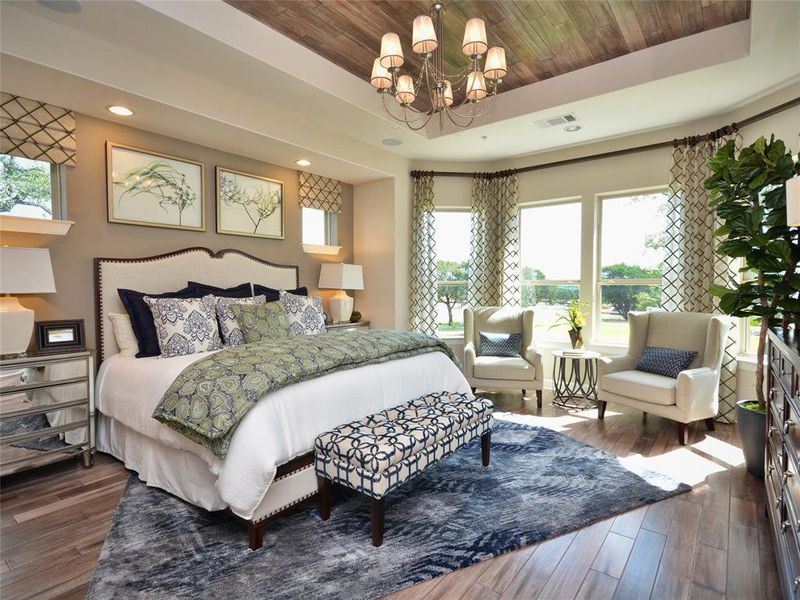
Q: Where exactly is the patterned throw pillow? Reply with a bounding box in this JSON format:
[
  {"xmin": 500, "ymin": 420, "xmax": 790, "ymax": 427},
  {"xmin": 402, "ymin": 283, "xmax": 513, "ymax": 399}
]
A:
[
  {"xmin": 230, "ymin": 302, "xmax": 292, "ymax": 344},
  {"xmin": 143, "ymin": 295, "xmax": 224, "ymax": 358},
  {"xmin": 279, "ymin": 290, "xmax": 327, "ymax": 336},
  {"xmin": 636, "ymin": 346, "xmax": 697, "ymax": 379},
  {"xmin": 215, "ymin": 295, "xmax": 266, "ymax": 346},
  {"xmin": 478, "ymin": 332, "xmax": 522, "ymax": 358}
]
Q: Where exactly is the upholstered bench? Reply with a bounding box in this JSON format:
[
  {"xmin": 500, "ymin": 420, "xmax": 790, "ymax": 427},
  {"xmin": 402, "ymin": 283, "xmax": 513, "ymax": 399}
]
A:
[{"xmin": 314, "ymin": 391, "xmax": 493, "ymax": 547}]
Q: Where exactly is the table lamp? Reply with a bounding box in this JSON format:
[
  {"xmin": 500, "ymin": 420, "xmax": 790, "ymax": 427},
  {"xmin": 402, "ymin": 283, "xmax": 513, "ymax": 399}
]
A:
[
  {"xmin": 318, "ymin": 263, "xmax": 364, "ymax": 323},
  {"xmin": 0, "ymin": 247, "xmax": 56, "ymax": 357},
  {"xmin": 787, "ymin": 175, "xmax": 800, "ymax": 227}
]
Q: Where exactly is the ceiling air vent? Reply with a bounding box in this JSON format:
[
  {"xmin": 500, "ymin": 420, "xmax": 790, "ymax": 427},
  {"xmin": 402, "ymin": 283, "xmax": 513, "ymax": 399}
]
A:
[{"xmin": 535, "ymin": 113, "xmax": 578, "ymax": 129}]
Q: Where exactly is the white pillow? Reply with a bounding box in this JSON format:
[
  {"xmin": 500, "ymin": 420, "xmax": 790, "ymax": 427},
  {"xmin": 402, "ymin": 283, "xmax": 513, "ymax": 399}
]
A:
[
  {"xmin": 279, "ymin": 290, "xmax": 327, "ymax": 336},
  {"xmin": 215, "ymin": 295, "xmax": 266, "ymax": 346},
  {"xmin": 108, "ymin": 312, "xmax": 138, "ymax": 357},
  {"xmin": 143, "ymin": 294, "xmax": 223, "ymax": 358}
]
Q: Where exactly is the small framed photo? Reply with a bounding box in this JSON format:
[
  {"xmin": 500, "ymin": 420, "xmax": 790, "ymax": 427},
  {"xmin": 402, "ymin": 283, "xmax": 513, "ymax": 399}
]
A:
[
  {"xmin": 216, "ymin": 167, "xmax": 284, "ymax": 239},
  {"xmin": 35, "ymin": 320, "xmax": 86, "ymax": 355}
]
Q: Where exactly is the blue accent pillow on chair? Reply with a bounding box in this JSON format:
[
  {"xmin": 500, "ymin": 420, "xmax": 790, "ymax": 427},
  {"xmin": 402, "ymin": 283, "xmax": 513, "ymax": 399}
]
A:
[
  {"xmin": 636, "ymin": 347, "xmax": 697, "ymax": 378},
  {"xmin": 478, "ymin": 332, "xmax": 522, "ymax": 358}
]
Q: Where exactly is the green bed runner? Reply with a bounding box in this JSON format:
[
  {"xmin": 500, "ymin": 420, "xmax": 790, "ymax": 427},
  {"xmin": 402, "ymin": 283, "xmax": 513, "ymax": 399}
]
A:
[{"xmin": 152, "ymin": 329, "xmax": 458, "ymax": 458}]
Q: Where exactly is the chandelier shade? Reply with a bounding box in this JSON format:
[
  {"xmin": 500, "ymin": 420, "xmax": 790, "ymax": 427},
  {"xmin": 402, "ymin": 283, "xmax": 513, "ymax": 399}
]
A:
[
  {"xmin": 462, "ymin": 18, "xmax": 488, "ymax": 56},
  {"xmin": 379, "ymin": 32, "xmax": 404, "ymax": 69},
  {"xmin": 370, "ymin": 58, "xmax": 392, "ymax": 89},
  {"xmin": 412, "ymin": 15, "xmax": 438, "ymax": 54},
  {"xmin": 434, "ymin": 80, "xmax": 454, "ymax": 108},
  {"xmin": 484, "ymin": 47, "xmax": 507, "ymax": 80},
  {"xmin": 395, "ymin": 75, "xmax": 416, "ymax": 105},
  {"xmin": 466, "ymin": 70, "xmax": 488, "ymax": 101}
]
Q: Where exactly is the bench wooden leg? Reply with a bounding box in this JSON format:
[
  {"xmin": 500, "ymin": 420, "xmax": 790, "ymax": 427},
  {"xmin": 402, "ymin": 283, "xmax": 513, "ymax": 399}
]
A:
[
  {"xmin": 597, "ymin": 400, "xmax": 607, "ymax": 420},
  {"xmin": 371, "ymin": 497, "xmax": 385, "ymax": 547},
  {"xmin": 248, "ymin": 521, "xmax": 264, "ymax": 550},
  {"xmin": 481, "ymin": 431, "xmax": 491, "ymax": 467},
  {"xmin": 318, "ymin": 476, "xmax": 332, "ymax": 520}
]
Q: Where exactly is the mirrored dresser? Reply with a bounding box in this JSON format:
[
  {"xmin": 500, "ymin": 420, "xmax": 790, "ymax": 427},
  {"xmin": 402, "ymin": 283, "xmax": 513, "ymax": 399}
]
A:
[{"xmin": 0, "ymin": 350, "xmax": 94, "ymax": 476}]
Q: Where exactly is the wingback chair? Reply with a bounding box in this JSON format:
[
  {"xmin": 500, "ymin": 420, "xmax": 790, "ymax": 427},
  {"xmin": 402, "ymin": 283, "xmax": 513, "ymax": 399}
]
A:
[
  {"xmin": 464, "ymin": 307, "xmax": 544, "ymax": 408},
  {"xmin": 597, "ymin": 311, "xmax": 731, "ymax": 445}
]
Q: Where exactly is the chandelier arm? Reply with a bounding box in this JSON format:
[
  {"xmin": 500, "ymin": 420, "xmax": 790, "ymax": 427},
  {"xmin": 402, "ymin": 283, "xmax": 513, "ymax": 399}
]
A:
[{"xmin": 381, "ymin": 93, "xmax": 433, "ymax": 124}]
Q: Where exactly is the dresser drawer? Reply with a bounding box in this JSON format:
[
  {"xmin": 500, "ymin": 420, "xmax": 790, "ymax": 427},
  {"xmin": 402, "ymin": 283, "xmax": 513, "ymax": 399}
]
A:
[
  {"xmin": 0, "ymin": 381, "xmax": 89, "ymax": 418},
  {"xmin": 773, "ymin": 344, "xmax": 797, "ymax": 397},
  {"xmin": 0, "ymin": 359, "xmax": 88, "ymax": 394},
  {"xmin": 1, "ymin": 404, "xmax": 88, "ymax": 444}
]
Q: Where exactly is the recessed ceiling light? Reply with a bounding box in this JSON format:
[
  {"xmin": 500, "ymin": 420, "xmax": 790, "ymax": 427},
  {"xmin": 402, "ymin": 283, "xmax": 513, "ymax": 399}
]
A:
[
  {"xmin": 564, "ymin": 125, "xmax": 582, "ymax": 132},
  {"xmin": 39, "ymin": 0, "xmax": 82, "ymax": 13},
  {"xmin": 295, "ymin": 159, "xmax": 311, "ymax": 167},
  {"xmin": 382, "ymin": 138, "xmax": 402, "ymax": 147},
  {"xmin": 107, "ymin": 105, "xmax": 134, "ymax": 117}
]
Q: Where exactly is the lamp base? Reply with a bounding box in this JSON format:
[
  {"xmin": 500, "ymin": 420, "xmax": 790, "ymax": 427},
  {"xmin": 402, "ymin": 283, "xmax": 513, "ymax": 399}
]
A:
[
  {"xmin": 328, "ymin": 290, "xmax": 354, "ymax": 323},
  {"xmin": 0, "ymin": 296, "xmax": 34, "ymax": 357}
]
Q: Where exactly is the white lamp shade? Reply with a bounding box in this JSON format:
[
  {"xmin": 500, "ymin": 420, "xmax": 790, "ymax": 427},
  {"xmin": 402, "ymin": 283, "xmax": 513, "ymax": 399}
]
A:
[
  {"xmin": 412, "ymin": 15, "xmax": 437, "ymax": 54},
  {"xmin": 787, "ymin": 176, "xmax": 800, "ymax": 227},
  {"xmin": 466, "ymin": 70, "xmax": 488, "ymax": 101},
  {"xmin": 380, "ymin": 32, "xmax": 404, "ymax": 69},
  {"xmin": 435, "ymin": 80, "xmax": 454, "ymax": 108},
  {"xmin": 484, "ymin": 47, "xmax": 507, "ymax": 80},
  {"xmin": 370, "ymin": 58, "xmax": 392, "ymax": 89},
  {"xmin": 462, "ymin": 18, "xmax": 488, "ymax": 56},
  {"xmin": 318, "ymin": 263, "xmax": 364, "ymax": 291},
  {"xmin": 0, "ymin": 247, "xmax": 56, "ymax": 294},
  {"xmin": 395, "ymin": 75, "xmax": 416, "ymax": 105}
]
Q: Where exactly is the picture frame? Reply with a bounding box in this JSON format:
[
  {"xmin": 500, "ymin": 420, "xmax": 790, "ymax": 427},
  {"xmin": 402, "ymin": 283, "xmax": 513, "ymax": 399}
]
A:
[
  {"xmin": 106, "ymin": 142, "xmax": 205, "ymax": 231},
  {"xmin": 216, "ymin": 167, "xmax": 284, "ymax": 239},
  {"xmin": 34, "ymin": 320, "xmax": 86, "ymax": 355}
]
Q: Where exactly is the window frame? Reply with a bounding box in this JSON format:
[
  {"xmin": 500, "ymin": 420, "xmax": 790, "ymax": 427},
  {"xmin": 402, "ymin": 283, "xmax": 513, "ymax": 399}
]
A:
[
  {"xmin": 301, "ymin": 206, "xmax": 338, "ymax": 246},
  {"xmin": 433, "ymin": 206, "xmax": 471, "ymax": 337},
  {"xmin": 594, "ymin": 186, "xmax": 669, "ymax": 344},
  {"xmin": 1, "ymin": 154, "xmax": 67, "ymax": 220}
]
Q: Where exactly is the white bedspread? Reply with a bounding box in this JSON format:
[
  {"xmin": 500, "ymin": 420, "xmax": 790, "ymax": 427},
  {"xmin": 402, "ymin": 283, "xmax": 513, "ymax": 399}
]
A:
[{"xmin": 96, "ymin": 349, "xmax": 469, "ymax": 519}]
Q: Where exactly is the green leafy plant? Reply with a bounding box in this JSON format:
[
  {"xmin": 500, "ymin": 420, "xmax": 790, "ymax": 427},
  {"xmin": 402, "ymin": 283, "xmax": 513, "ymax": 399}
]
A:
[
  {"xmin": 115, "ymin": 160, "xmax": 196, "ymax": 225},
  {"xmin": 551, "ymin": 299, "xmax": 588, "ymax": 333},
  {"xmin": 706, "ymin": 135, "xmax": 800, "ymax": 409}
]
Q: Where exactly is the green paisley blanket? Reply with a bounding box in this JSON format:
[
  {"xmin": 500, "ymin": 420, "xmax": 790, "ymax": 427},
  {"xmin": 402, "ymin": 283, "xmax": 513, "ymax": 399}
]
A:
[{"xmin": 152, "ymin": 329, "xmax": 457, "ymax": 458}]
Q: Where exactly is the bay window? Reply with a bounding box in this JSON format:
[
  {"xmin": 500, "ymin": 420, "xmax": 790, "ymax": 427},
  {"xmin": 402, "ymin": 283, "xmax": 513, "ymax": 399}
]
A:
[{"xmin": 433, "ymin": 209, "xmax": 470, "ymax": 336}]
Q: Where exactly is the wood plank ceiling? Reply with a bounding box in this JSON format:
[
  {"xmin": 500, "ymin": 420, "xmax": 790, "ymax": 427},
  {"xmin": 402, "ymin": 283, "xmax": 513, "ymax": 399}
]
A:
[{"xmin": 225, "ymin": 0, "xmax": 750, "ymax": 94}]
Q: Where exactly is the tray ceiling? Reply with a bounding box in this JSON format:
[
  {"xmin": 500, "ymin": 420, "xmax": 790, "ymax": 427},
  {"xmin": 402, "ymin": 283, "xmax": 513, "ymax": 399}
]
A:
[{"xmin": 225, "ymin": 0, "xmax": 751, "ymax": 94}]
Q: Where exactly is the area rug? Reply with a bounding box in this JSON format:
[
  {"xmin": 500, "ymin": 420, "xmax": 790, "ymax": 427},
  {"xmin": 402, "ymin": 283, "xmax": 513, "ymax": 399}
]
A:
[{"xmin": 87, "ymin": 418, "xmax": 689, "ymax": 600}]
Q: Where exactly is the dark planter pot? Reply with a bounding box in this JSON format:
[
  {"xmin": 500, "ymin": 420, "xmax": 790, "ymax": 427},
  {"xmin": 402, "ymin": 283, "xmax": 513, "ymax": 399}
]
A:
[{"xmin": 736, "ymin": 400, "xmax": 765, "ymax": 480}]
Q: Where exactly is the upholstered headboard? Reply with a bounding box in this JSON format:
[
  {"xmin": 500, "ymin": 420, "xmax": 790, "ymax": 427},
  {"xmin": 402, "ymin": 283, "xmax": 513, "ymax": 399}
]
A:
[{"xmin": 94, "ymin": 247, "xmax": 299, "ymax": 362}]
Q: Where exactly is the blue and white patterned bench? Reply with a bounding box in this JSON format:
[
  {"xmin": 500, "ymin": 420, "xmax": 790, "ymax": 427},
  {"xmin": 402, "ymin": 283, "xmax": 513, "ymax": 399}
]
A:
[{"xmin": 314, "ymin": 391, "xmax": 494, "ymax": 547}]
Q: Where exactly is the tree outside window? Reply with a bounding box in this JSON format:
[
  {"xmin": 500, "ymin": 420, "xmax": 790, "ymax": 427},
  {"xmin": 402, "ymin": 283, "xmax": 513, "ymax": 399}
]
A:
[{"xmin": 0, "ymin": 154, "xmax": 55, "ymax": 219}]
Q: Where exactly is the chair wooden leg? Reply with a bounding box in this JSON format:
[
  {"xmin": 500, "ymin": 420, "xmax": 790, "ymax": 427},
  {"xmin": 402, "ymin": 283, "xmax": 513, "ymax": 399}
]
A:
[
  {"xmin": 481, "ymin": 431, "xmax": 491, "ymax": 466},
  {"xmin": 704, "ymin": 418, "xmax": 716, "ymax": 432},
  {"xmin": 470, "ymin": 386, "xmax": 476, "ymax": 394},
  {"xmin": 677, "ymin": 422, "xmax": 689, "ymax": 445},
  {"xmin": 642, "ymin": 412, "xmax": 647, "ymax": 423},
  {"xmin": 597, "ymin": 400, "xmax": 607, "ymax": 420},
  {"xmin": 535, "ymin": 389, "xmax": 542, "ymax": 410},
  {"xmin": 522, "ymin": 388, "xmax": 526, "ymax": 397},
  {"xmin": 371, "ymin": 497, "xmax": 385, "ymax": 547},
  {"xmin": 248, "ymin": 521, "xmax": 264, "ymax": 550},
  {"xmin": 318, "ymin": 476, "xmax": 332, "ymax": 520}
]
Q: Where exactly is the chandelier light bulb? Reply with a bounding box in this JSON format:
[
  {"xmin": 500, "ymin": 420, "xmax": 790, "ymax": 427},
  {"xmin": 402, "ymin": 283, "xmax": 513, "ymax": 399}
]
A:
[
  {"xmin": 380, "ymin": 32, "xmax": 404, "ymax": 69},
  {"xmin": 412, "ymin": 15, "xmax": 438, "ymax": 54},
  {"xmin": 466, "ymin": 70, "xmax": 488, "ymax": 101},
  {"xmin": 370, "ymin": 58, "xmax": 392, "ymax": 89},
  {"xmin": 435, "ymin": 80, "xmax": 454, "ymax": 108},
  {"xmin": 395, "ymin": 75, "xmax": 416, "ymax": 105},
  {"xmin": 484, "ymin": 47, "xmax": 507, "ymax": 80},
  {"xmin": 462, "ymin": 18, "xmax": 488, "ymax": 56}
]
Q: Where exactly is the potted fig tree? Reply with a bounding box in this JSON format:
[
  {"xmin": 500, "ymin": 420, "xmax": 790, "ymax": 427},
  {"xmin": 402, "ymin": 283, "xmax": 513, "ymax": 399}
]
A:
[{"xmin": 706, "ymin": 135, "xmax": 800, "ymax": 478}]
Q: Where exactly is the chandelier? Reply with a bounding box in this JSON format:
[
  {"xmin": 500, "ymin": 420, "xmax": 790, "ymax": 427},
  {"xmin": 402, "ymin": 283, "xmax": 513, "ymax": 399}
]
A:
[{"xmin": 369, "ymin": 2, "xmax": 508, "ymax": 131}]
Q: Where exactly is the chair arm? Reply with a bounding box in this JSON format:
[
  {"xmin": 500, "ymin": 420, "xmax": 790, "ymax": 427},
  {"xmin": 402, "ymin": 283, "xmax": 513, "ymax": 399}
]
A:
[
  {"xmin": 598, "ymin": 354, "xmax": 638, "ymax": 378},
  {"xmin": 464, "ymin": 341, "xmax": 477, "ymax": 377},
  {"xmin": 676, "ymin": 367, "xmax": 720, "ymax": 418},
  {"xmin": 524, "ymin": 345, "xmax": 543, "ymax": 381}
]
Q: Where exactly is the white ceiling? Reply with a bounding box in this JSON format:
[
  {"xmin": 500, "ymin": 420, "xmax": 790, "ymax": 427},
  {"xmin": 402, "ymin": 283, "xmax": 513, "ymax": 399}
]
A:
[{"xmin": 1, "ymin": 0, "xmax": 798, "ymax": 170}]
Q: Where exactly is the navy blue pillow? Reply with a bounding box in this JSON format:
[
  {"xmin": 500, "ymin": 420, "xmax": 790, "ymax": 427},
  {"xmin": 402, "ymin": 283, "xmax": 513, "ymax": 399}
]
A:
[
  {"xmin": 187, "ymin": 281, "xmax": 252, "ymax": 298},
  {"xmin": 118, "ymin": 286, "xmax": 202, "ymax": 358},
  {"xmin": 636, "ymin": 346, "xmax": 697, "ymax": 379},
  {"xmin": 252, "ymin": 285, "xmax": 308, "ymax": 303},
  {"xmin": 478, "ymin": 332, "xmax": 522, "ymax": 358}
]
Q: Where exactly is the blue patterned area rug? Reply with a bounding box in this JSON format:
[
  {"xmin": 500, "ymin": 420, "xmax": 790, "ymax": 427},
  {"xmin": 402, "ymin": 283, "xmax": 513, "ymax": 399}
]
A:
[{"xmin": 87, "ymin": 418, "xmax": 689, "ymax": 600}]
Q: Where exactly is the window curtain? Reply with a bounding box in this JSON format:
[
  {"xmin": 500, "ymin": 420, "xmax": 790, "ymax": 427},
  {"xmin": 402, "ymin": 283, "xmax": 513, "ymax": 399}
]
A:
[
  {"xmin": 661, "ymin": 135, "xmax": 740, "ymax": 423},
  {"xmin": 298, "ymin": 171, "xmax": 342, "ymax": 213},
  {"xmin": 0, "ymin": 92, "xmax": 76, "ymax": 166},
  {"xmin": 468, "ymin": 172, "xmax": 521, "ymax": 307},
  {"xmin": 409, "ymin": 172, "xmax": 438, "ymax": 335}
]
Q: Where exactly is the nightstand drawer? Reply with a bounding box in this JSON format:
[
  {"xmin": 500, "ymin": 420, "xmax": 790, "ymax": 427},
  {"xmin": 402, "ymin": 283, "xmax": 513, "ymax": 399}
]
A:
[
  {"xmin": 1, "ymin": 404, "xmax": 88, "ymax": 444},
  {"xmin": 1, "ymin": 381, "xmax": 88, "ymax": 417},
  {"xmin": 1, "ymin": 423, "xmax": 88, "ymax": 476},
  {"xmin": 0, "ymin": 358, "xmax": 88, "ymax": 394}
]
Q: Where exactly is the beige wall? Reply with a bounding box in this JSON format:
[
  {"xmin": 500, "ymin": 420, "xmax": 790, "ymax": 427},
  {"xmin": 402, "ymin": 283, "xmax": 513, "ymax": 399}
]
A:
[{"xmin": 14, "ymin": 113, "xmax": 354, "ymax": 350}]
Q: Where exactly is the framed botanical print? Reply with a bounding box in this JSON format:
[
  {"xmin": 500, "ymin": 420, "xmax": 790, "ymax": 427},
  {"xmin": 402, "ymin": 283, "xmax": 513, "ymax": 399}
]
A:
[
  {"xmin": 106, "ymin": 142, "xmax": 205, "ymax": 231},
  {"xmin": 216, "ymin": 167, "xmax": 284, "ymax": 239}
]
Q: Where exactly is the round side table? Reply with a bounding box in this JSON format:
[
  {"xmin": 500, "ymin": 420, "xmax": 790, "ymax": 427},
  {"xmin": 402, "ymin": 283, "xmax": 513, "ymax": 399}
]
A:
[{"xmin": 551, "ymin": 349, "xmax": 602, "ymax": 409}]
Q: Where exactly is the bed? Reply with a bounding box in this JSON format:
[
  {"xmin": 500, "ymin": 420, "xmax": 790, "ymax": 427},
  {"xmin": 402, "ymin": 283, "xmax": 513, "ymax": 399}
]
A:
[{"xmin": 94, "ymin": 247, "xmax": 470, "ymax": 549}]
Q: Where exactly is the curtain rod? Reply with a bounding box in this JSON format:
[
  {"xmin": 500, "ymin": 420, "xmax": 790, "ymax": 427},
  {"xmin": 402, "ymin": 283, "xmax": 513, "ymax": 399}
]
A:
[{"xmin": 410, "ymin": 96, "xmax": 800, "ymax": 180}]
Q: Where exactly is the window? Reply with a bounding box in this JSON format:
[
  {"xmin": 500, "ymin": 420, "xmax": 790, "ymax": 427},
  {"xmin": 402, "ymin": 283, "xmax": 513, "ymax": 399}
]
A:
[
  {"xmin": 302, "ymin": 207, "xmax": 337, "ymax": 245},
  {"xmin": 434, "ymin": 210, "xmax": 470, "ymax": 336},
  {"xmin": 520, "ymin": 201, "xmax": 581, "ymax": 341},
  {"xmin": 597, "ymin": 191, "xmax": 668, "ymax": 342},
  {"xmin": 0, "ymin": 154, "xmax": 65, "ymax": 219}
]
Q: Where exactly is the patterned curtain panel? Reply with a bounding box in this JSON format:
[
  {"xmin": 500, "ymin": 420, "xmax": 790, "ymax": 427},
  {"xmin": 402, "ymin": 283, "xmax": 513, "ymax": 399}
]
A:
[
  {"xmin": 409, "ymin": 172, "xmax": 438, "ymax": 335},
  {"xmin": 0, "ymin": 92, "xmax": 76, "ymax": 166},
  {"xmin": 661, "ymin": 136, "xmax": 740, "ymax": 423},
  {"xmin": 468, "ymin": 172, "xmax": 521, "ymax": 308},
  {"xmin": 298, "ymin": 171, "xmax": 342, "ymax": 214}
]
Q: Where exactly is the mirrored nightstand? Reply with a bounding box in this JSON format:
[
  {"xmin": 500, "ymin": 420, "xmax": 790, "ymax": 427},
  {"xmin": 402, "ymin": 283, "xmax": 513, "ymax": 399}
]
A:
[{"xmin": 326, "ymin": 321, "xmax": 371, "ymax": 332}]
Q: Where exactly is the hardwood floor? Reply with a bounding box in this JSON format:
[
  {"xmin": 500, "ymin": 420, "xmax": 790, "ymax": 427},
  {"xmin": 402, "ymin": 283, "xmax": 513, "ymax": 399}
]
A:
[{"xmin": 0, "ymin": 391, "xmax": 778, "ymax": 600}]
